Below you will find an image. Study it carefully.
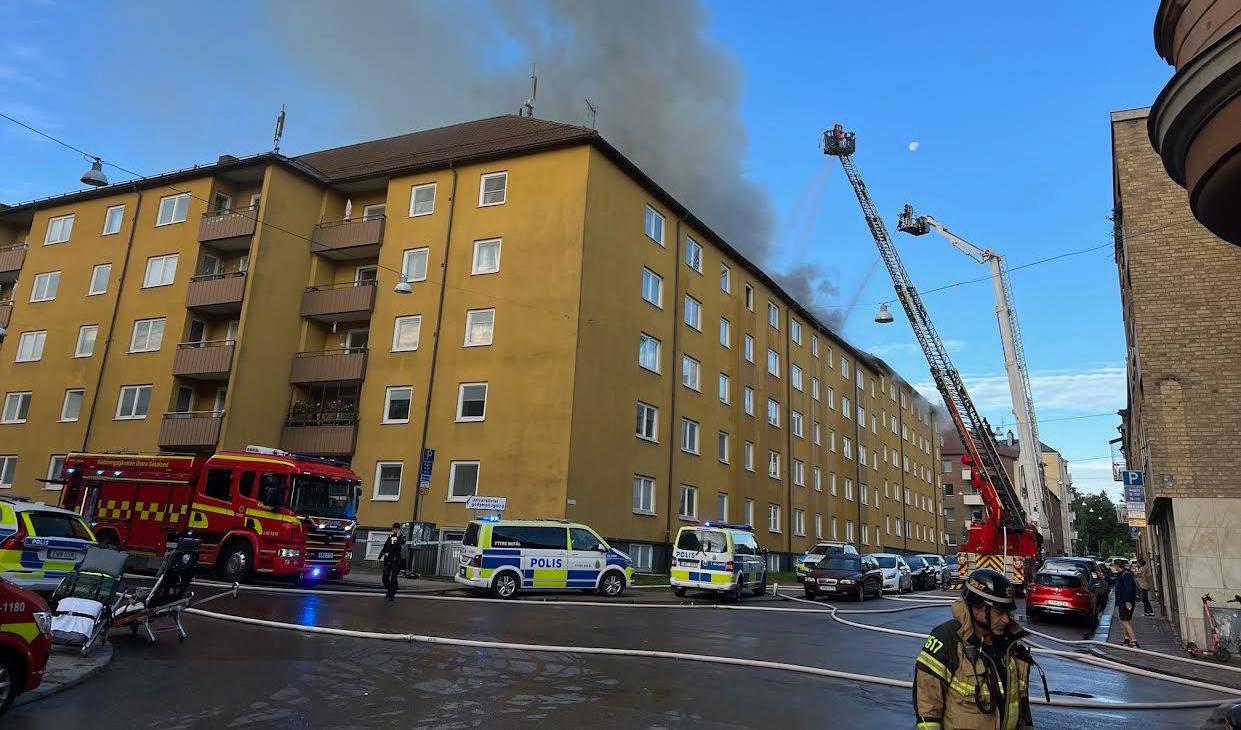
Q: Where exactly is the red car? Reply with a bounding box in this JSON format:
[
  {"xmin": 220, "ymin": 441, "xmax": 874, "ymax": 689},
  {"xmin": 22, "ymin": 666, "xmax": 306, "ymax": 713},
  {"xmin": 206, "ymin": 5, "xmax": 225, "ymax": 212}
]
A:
[
  {"xmin": 0, "ymin": 577, "xmax": 52, "ymax": 714},
  {"xmin": 1026, "ymin": 569, "xmax": 1098, "ymax": 626}
]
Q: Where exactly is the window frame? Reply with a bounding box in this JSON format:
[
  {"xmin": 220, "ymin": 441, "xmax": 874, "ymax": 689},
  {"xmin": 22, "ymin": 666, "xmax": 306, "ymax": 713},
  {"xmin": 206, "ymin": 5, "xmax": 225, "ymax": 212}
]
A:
[
  {"xmin": 767, "ymin": 301, "xmax": 779, "ymax": 329},
  {"xmin": 44, "ymin": 213, "xmax": 74, "ymax": 244},
  {"xmin": 402, "ymin": 247, "xmax": 430, "ymax": 283},
  {"xmin": 720, "ymin": 263, "xmax": 731, "ymax": 292},
  {"xmin": 471, "ymin": 238, "xmax": 502, "ymax": 276},
  {"xmin": 685, "ymin": 236, "xmax": 703, "ymax": 273},
  {"xmin": 75, "ymin": 324, "xmax": 98, "ymax": 358},
  {"xmin": 678, "ymin": 484, "xmax": 698, "ymax": 520},
  {"xmin": 638, "ymin": 333, "xmax": 662, "ymax": 373},
  {"xmin": 743, "ymin": 441, "xmax": 755, "ymax": 471},
  {"xmin": 447, "ymin": 460, "xmax": 481, "ymax": 501},
  {"xmin": 743, "ymin": 386, "xmax": 755, "ymax": 415},
  {"xmin": 2, "ymin": 392, "xmax": 32, "ymax": 424},
  {"xmin": 719, "ymin": 317, "xmax": 730, "ymax": 348},
  {"xmin": 644, "ymin": 205, "xmax": 665, "ymax": 245},
  {"xmin": 155, "ymin": 193, "xmax": 191, "ymax": 227},
  {"xmin": 744, "ymin": 335, "xmax": 754, "ymax": 363},
  {"xmin": 0, "ymin": 456, "xmax": 15, "ymax": 489},
  {"xmin": 767, "ymin": 349, "xmax": 780, "ymax": 376},
  {"xmin": 15, "ymin": 331, "xmax": 46, "ymax": 363},
  {"xmin": 479, "ymin": 171, "xmax": 508, "ymax": 207},
  {"xmin": 455, "ymin": 382, "xmax": 488, "ymax": 422},
  {"xmin": 114, "ymin": 384, "xmax": 152, "ymax": 420},
  {"xmin": 463, "ymin": 308, "xmax": 496, "ymax": 347},
  {"xmin": 88, "ymin": 263, "xmax": 111, "ymax": 296},
  {"xmin": 632, "ymin": 475, "xmax": 656, "ymax": 515},
  {"xmin": 683, "ymin": 294, "xmax": 702, "ymax": 331},
  {"xmin": 717, "ymin": 431, "xmax": 730, "ymax": 464},
  {"xmin": 767, "ymin": 450, "xmax": 781, "ymax": 479},
  {"xmin": 128, "ymin": 317, "xmax": 166, "ymax": 353},
  {"xmin": 382, "ymin": 386, "xmax": 413, "ymax": 424},
  {"xmin": 142, "ymin": 254, "xmax": 178, "ymax": 288},
  {"xmin": 30, "ymin": 271, "xmax": 60, "ymax": 302},
  {"xmin": 681, "ymin": 355, "xmax": 701, "ymax": 391},
  {"xmin": 641, "ymin": 268, "xmax": 663, "ymax": 308},
  {"xmin": 373, "ymin": 461, "xmax": 404, "ymax": 502},
  {"xmin": 680, "ymin": 417, "xmax": 700, "ymax": 455},
  {"xmin": 768, "ymin": 503, "xmax": 782, "ymax": 533},
  {"xmin": 60, "ymin": 388, "xmax": 84, "ymax": 422},
  {"xmin": 391, "ymin": 315, "xmax": 422, "ymax": 352},
  {"xmin": 409, "ymin": 182, "xmax": 437, "ymax": 217},
  {"xmin": 636, "ymin": 401, "xmax": 659, "ymax": 442},
  {"xmin": 744, "ymin": 283, "xmax": 754, "ymax": 311}
]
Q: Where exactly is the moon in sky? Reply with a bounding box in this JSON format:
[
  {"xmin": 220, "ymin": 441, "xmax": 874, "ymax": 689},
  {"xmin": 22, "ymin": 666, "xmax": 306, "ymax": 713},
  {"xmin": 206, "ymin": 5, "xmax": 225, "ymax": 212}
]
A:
[{"xmin": 908, "ymin": 141, "xmax": 920, "ymax": 152}]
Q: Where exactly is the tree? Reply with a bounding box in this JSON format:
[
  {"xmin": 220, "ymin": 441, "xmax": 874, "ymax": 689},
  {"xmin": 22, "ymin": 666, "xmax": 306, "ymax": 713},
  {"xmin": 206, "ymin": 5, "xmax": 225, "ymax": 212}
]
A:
[{"xmin": 1071, "ymin": 491, "xmax": 1132, "ymax": 557}]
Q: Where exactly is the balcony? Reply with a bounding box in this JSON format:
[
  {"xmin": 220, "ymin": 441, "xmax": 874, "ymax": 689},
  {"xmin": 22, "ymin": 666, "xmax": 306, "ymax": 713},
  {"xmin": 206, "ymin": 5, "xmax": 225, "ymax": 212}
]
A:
[
  {"xmin": 0, "ymin": 299, "xmax": 11, "ymax": 330},
  {"xmin": 0, "ymin": 244, "xmax": 25, "ymax": 284},
  {"xmin": 310, "ymin": 216, "xmax": 385, "ymax": 260},
  {"xmin": 962, "ymin": 494, "xmax": 985, "ymax": 507},
  {"xmin": 198, "ymin": 205, "xmax": 258, "ymax": 251},
  {"xmin": 300, "ymin": 281, "xmax": 376, "ymax": 323},
  {"xmin": 290, "ymin": 348, "xmax": 368, "ymax": 385},
  {"xmin": 159, "ymin": 411, "xmax": 223, "ymax": 451},
  {"xmin": 281, "ymin": 403, "xmax": 359, "ymax": 457},
  {"xmin": 173, "ymin": 340, "xmax": 235, "ymax": 381},
  {"xmin": 186, "ymin": 271, "xmax": 246, "ymax": 314}
]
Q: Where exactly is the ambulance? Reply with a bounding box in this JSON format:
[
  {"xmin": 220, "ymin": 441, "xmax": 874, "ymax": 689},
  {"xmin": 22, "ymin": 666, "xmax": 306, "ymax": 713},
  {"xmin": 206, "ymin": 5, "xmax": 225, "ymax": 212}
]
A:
[
  {"xmin": 670, "ymin": 523, "xmax": 768, "ymax": 601},
  {"xmin": 454, "ymin": 518, "xmax": 634, "ymax": 599}
]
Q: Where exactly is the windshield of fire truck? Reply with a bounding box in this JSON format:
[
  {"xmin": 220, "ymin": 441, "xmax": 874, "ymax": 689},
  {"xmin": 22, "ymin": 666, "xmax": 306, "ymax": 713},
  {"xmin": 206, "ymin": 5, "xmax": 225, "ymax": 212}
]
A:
[{"xmin": 290, "ymin": 476, "xmax": 359, "ymax": 519}]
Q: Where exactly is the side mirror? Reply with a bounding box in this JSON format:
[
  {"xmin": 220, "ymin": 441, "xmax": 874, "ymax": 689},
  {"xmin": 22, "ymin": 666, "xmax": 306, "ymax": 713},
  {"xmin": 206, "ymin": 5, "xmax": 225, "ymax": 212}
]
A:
[{"xmin": 596, "ymin": 544, "xmax": 608, "ymax": 552}]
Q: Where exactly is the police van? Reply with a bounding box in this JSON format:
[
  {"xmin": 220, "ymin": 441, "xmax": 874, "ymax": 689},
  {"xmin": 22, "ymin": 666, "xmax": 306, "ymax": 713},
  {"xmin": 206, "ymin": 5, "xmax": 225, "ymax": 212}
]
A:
[
  {"xmin": 455, "ymin": 518, "xmax": 634, "ymax": 599},
  {"xmin": 670, "ymin": 523, "xmax": 768, "ymax": 601}
]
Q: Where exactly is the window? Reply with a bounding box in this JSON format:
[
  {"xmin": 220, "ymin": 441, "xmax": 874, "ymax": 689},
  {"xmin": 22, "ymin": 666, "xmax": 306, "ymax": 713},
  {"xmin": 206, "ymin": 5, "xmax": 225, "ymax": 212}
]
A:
[
  {"xmin": 858, "ymin": 406, "xmax": 866, "ymax": 428},
  {"xmin": 713, "ymin": 432, "xmax": 729, "ymax": 464},
  {"xmin": 718, "ymin": 373, "xmax": 730, "ymax": 403},
  {"xmin": 402, "ymin": 248, "xmax": 429, "ymax": 282},
  {"xmin": 2, "ymin": 392, "xmax": 31, "ymax": 423},
  {"xmin": 638, "ymin": 333, "xmax": 661, "ymax": 372},
  {"xmin": 45, "ymin": 213, "xmax": 74, "ymax": 244},
  {"xmin": 359, "ymin": 201, "xmax": 387, "ymax": 220},
  {"xmin": 456, "ymin": 383, "xmax": 487, "ymax": 422},
  {"xmin": 767, "ymin": 301, "xmax": 779, "ymax": 328},
  {"xmin": 0, "ymin": 456, "xmax": 14, "ymax": 488},
  {"xmin": 813, "ymin": 421, "xmax": 821, "ymax": 445},
  {"xmin": 744, "ymin": 441, "xmax": 754, "ymax": 471},
  {"xmin": 862, "ymin": 524, "xmax": 869, "ymax": 546},
  {"xmin": 792, "ymin": 459, "xmax": 805, "ymax": 486},
  {"xmin": 895, "ymin": 519, "xmax": 903, "ymax": 537},
  {"xmin": 811, "ymin": 335, "xmax": 819, "ymax": 357},
  {"xmin": 683, "ymin": 295, "xmax": 702, "ymax": 330},
  {"xmin": 479, "ymin": 171, "xmax": 508, "ymax": 206},
  {"xmin": 156, "ymin": 193, "xmax": 190, "ymax": 226},
  {"xmin": 856, "ymin": 370, "xmax": 865, "ymax": 390},
  {"xmin": 943, "ymin": 483, "xmax": 955, "ymax": 496},
  {"xmin": 409, "ymin": 182, "xmax": 436, "ymax": 216},
  {"xmin": 633, "ymin": 475, "xmax": 656, "ymax": 514},
  {"xmin": 768, "ymin": 503, "xmax": 782, "ymax": 533},
  {"xmin": 719, "ymin": 317, "xmax": 730, "ymax": 348},
  {"xmin": 641, "ymin": 268, "xmax": 663, "ymax": 307},
  {"xmin": 129, "ymin": 317, "xmax": 165, "ymax": 353},
  {"xmin": 383, "ymin": 386, "xmax": 412, "ymax": 423},
  {"xmin": 88, "ymin": 263, "xmax": 111, "ymax": 295},
  {"xmin": 30, "ymin": 271, "xmax": 59, "ymax": 302},
  {"xmin": 744, "ymin": 283, "xmax": 754, "ymax": 310},
  {"xmin": 812, "ymin": 377, "xmax": 820, "ymax": 400},
  {"xmin": 75, "ymin": 325, "xmax": 98, "ymax": 358},
  {"xmin": 886, "ymin": 516, "xmax": 892, "ymax": 535},
  {"xmin": 841, "ymin": 356, "xmax": 850, "ymax": 378},
  {"xmin": 859, "ymin": 447, "xmax": 868, "ymax": 467},
  {"xmin": 115, "ymin": 384, "xmax": 152, "ymax": 420},
  {"xmin": 373, "ymin": 462, "xmax": 403, "ymax": 501},
  {"xmin": 767, "ymin": 398, "xmax": 780, "ymax": 427},
  {"xmin": 680, "ymin": 418, "xmax": 700, "ymax": 454},
  {"xmin": 794, "ymin": 509, "xmax": 805, "ymax": 536},
  {"xmin": 791, "ymin": 319, "xmax": 802, "ymax": 344},
  {"xmin": 846, "ymin": 520, "xmax": 854, "ymax": 542},
  {"xmin": 791, "ymin": 410, "xmax": 804, "ymax": 437},
  {"xmin": 813, "ymin": 466, "xmax": 822, "ymax": 491},
  {"xmin": 448, "ymin": 461, "xmax": 480, "ymax": 500},
  {"xmin": 15, "ymin": 331, "xmax": 46, "ymax": 362},
  {"xmin": 681, "ymin": 355, "xmax": 701, "ymax": 391},
  {"xmin": 143, "ymin": 254, "xmax": 178, "ymax": 288},
  {"xmin": 815, "ymin": 513, "xmax": 823, "ymax": 539},
  {"xmin": 464, "ymin": 308, "xmax": 495, "ymax": 347},
  {"xmin": 644, "ymin": 205, "xmax": 666, "ymax": 246},
  {"xmin": 678, "ymin": 485, "xmax": 698, "ymax": 519},
  {"xmin": 767, "ymin": 450, "xmax": 780, "ymax": 479},
  {"xmin": 720, "ymin": 263, "xmax": 731, "ymax": 292},
  {"xmin": 471, "ymin": 239, "xmax": 501, "ymax": 275},
  {"xmin": 743, "ymin": 386, "xmax": 754, "ymax": 415},
  {"xmin": 713, "ymin": 492, "xmax": 729, "ymax": 522},
  {"xmin": 830, "ymin": 429, "xmax": 837, "ymax": 452},
  {"xmin": 628, "ymin": 543, "xmax": 654, "ymax": 571},
  {"xmin": 767, "ymin": 349, "xmax": 780, "ymax": 376},
  {"xmin": 842, "ymin": 396, "xmax": 852, "ymax": 419},
  {"xmin": 392, "ymin": 315, "xmax": 422, "ymax": 351},
  {"xmin": 636, "ymin": 402, "xmax": 658, "ymax": 441},
  {"xmin": 861, "ymin": 484, "xmax": 869, "ymax": 504},
  {"xmin": 845, "ymin": 478, "xmax": 854, "ymax": 501},
  {"xmin": 941, "ymin": 459, "xmax": 953, "ymax": 474},
  {"xmin": 832, "ymin": 516, "xmax": 839, "ymax": 539},
  {"xmin": 843, "ymin": 436, "xmax": 853, "ymax": 460},
  {"xmin": 60, "ymin": 389, "xmax": 84, "ymax": 421},
  {"xmin": 744, "ymin": 335, "xmax": 754, "ymax": 363},
  {"xmin": 685, "ymin": 236, "xmax": 703, "ymax": 272},
  {"xmin": 174, "ymin": 386, "xmax": 193, "ymax": 413},
  {"xmin": 744, "ymin": 499, "xmax": 755, "ymax": 528},
  {"xmin": 791, "ymin": 364, "xmax": 803, "ymax": 391},
  {"xmin": 828, "ymin": 386, "xmax": 835, "ymax": 409}
]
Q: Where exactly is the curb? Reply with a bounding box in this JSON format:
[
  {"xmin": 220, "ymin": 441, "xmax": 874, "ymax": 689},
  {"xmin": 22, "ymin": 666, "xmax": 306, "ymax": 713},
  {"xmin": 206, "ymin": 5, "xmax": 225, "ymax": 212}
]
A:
[
  {"xmin": 14, "ymin": 644, "xmax": 114, "ymax": 708},
  {"xmin": 1086, "ymin": 644, "xmax": 1241, "ymax": 691}
]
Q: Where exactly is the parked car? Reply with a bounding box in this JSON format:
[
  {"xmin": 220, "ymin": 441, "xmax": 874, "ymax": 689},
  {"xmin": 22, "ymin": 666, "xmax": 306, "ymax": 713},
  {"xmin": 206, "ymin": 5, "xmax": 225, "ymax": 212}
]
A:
[
  {"xmin": 1106, "ymin": 556, "xmax": 1130, "ymax": 570},
  {"xmin": 1043, "ymin": 557, "xmax": 1108, "ymax": 609},
  {"xmin": 0, "ymin": 576, "xmax": 51, "ymax": 715},
  {"xmin": 944, "ymin": 554, "xmax": 961, "ymax": 587},
  {"xmin": 1026, "ymin": 569, "xmax": 1099, "ymax": 626},
  {"xmin": 804, "ymin": 554, "xmax": 884, "ymax": 602},
  {"xmin": 0, "ymin": 498, "xmax": 96, "ymax": 593},
  {"xmin": 905, "ymin": 555, "xmax": 937, "ymax": 590},
  {"xmin": 917, "ymin": 554, "xmax": 948, "ymax": 589},
  {"xmin": 871, "ymin": 553, "xmax": 913, "ymax": 593},
  {"xmin": 794, "ymin": 541, "xmax": 858, "ymax": 582}
]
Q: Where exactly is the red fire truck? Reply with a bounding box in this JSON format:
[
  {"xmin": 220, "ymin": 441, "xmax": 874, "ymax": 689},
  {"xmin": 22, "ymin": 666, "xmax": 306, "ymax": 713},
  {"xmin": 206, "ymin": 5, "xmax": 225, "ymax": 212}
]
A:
[{"xmin": 57, "ymin": 446, "xmax": 361, "ymax": 583}]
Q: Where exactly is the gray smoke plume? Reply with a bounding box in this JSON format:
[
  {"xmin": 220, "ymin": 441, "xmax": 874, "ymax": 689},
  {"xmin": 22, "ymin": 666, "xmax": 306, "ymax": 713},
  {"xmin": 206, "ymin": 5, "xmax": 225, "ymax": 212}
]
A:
[{"xmin": 773, "ymin": 263, "xmax": 843, "ymax": 331}]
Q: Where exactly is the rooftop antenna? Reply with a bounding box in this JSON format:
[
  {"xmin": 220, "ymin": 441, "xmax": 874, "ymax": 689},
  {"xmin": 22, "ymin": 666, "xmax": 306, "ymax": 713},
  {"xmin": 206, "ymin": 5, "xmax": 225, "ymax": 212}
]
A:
[
  {"xmin": 522, "ymin": 65, "xmax": 538, "ymax": 118},
  {"xmin": 272, "ymin": 104, "xmax": 286, "ymax": 153},
  {"xmin": 584, "ymin": 98, "xmax": 598, "ymax": 129}
]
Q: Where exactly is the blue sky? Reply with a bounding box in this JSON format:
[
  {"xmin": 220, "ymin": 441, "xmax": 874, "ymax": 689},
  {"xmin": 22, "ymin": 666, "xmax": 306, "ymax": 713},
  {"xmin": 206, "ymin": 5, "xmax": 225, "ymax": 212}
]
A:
[{"xmin": 0, "ymin": 1, "xmax": 1171, "ymax": 500}]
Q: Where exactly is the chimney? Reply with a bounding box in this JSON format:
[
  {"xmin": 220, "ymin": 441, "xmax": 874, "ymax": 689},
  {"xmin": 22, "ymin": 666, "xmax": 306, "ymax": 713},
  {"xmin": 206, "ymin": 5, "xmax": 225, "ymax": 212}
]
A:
[
  {"xmin": 217, "ymin": 154, "xmax": 238, "ymax": 164},
  {"xmin": 1006, "ymin": 430, "xmax": 1015, "ymax": 447}
]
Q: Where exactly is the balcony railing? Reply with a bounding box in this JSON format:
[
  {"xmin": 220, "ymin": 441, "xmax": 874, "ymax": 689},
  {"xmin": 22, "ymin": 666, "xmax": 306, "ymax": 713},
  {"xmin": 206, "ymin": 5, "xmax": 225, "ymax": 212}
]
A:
[
  {"xmin": 0, "ymin": 243, "xmax": 26, "ymax": 283},
  {"xmin": 290, "ymin": 348, "xmax": 368, "ymax": 384},
  {"xmin": 300, "ymin": 280, "xmax": 376, "ymax": 322},
  {"xmin": 173, "ymin": 339, "xmax": 235, "ymax": 380},
  {"xmin": 310, "ymin": 216, "xmax": 385, "ymax": 259},
  {"xmin": 281, "ymin": 404, "xmax": 359, "ymax": 456},
  {"xmin": 0, "ymin": 299, "xmax": 11, "ymax": 330},
  {"xmin": 186, "ymin": 270, "xmax": 246, "ymax": 313},
  {"xmin": 159, "ymin": 411, "xmax": 223, "ymax": 451},
  {"xmin": 198, "ymin": 204, "xmax": 258, "ymax": 249}
]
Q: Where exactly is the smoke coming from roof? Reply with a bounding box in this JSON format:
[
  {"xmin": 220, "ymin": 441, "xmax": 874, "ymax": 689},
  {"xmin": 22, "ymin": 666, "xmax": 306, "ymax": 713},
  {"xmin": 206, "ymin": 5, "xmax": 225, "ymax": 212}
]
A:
[{"xmin": 264, "ymin": 0, "xmax": 837, "ymax": 318}]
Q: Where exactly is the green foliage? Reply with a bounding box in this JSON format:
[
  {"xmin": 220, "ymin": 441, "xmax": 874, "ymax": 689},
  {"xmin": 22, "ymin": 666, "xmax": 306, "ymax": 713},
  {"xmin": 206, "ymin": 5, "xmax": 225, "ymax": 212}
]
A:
[{"xmin": 1071, "ymin": 490, "xmax": 1132, "ymax": 557}]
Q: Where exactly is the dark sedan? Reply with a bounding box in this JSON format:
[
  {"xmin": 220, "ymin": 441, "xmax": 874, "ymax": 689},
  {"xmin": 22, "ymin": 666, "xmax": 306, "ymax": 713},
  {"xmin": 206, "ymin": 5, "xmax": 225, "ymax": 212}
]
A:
[
  {"xmin": 803, "ymin": 555, "xmax": 884, "ymax": 602},
  {"xmin": 905, "ymin": 555, "xmax": 937, "ymax": 590}
]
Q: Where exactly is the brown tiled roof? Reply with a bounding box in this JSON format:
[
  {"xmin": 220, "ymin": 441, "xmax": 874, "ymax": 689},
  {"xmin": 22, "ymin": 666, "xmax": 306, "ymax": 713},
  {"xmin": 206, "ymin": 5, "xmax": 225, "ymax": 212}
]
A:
[
  {"xmin": 296, "ymin": 115, "xmax": 599, "ymax": 182},
  {"xmin": 940, "ymin": 426, "xmax": 1020, "ymax": 459}
]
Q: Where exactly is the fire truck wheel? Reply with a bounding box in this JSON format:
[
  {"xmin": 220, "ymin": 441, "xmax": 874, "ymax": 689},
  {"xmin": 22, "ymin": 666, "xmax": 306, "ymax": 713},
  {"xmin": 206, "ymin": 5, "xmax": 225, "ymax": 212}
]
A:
[{"xmin": 217, "ymin": 542, "xmax": 254, "ymax": 583}]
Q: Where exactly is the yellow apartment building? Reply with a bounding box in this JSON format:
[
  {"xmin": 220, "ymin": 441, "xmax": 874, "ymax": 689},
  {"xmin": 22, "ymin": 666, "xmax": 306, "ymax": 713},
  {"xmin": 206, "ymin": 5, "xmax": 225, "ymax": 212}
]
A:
[{"xmin": 0, "ymin": 115, "xmax": 942, "ymax": 570}]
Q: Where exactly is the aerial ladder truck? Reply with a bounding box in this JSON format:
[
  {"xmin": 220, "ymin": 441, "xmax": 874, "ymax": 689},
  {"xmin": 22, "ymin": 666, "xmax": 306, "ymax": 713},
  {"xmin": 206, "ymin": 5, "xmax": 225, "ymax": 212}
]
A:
[{"xmin": 823, "ymin": 125, "xmax": 1042, "ymax": 588}]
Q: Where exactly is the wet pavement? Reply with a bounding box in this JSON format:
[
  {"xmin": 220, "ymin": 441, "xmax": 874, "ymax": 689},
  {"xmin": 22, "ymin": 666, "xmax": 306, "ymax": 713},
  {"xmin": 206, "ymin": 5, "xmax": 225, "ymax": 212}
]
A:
[{"xmin": 8, "ymin": 583, "xmax": 1230, "ymax": 728}]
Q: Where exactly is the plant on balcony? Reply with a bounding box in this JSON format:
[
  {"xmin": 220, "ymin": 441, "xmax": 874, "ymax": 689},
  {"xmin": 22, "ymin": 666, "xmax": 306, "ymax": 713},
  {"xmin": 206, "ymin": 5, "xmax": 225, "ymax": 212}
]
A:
[{"xmin": 287, "ymin": 399, "xmax": 359, "ymax": 426}]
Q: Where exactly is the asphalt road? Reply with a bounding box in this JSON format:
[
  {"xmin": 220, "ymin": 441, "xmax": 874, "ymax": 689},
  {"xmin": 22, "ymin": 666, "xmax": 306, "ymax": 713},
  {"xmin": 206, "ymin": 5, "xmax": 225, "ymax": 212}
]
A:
[{"xmin": 8, "ymin": 583, "xmax": 1226, "ymax": 729}]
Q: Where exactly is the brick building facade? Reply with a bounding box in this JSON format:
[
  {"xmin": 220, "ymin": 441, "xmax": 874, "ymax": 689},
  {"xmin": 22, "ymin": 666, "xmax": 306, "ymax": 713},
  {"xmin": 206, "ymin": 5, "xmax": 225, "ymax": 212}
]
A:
[{"xmin": 939, "ymin": 427, "xmax": 1018, "ymax": 553}]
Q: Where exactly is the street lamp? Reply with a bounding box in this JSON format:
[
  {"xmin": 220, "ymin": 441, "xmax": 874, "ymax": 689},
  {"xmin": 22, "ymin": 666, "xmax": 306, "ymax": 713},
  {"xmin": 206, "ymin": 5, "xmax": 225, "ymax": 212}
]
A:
[
  {"xmin": 874, "ymin": 303, "xmax": 894, "ymax": 324},
  {"xmin": 80, "ymin": 157, "xmax": 108, "ymax": 187},
  {"xmin": 393, "ymin": 275, "xmax": 412, "ymax": 294}
]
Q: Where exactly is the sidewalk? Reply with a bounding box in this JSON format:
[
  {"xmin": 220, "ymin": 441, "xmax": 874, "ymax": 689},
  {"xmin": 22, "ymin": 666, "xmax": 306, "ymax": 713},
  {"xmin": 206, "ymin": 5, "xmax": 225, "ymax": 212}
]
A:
[
  {"xmin": 331, "ymin": 565, "xmax": 456, "ymax": 593},
  {"xmin": 14, "ymin": 644, "xmax": 113, "ymax": 709}
]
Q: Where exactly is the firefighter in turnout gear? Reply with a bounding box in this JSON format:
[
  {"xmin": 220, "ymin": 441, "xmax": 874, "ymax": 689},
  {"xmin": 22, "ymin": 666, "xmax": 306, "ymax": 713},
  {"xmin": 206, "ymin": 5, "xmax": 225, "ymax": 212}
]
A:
[{"xmin": 913, "ymin": 568, "xmax": 1047, "ymax": 729}]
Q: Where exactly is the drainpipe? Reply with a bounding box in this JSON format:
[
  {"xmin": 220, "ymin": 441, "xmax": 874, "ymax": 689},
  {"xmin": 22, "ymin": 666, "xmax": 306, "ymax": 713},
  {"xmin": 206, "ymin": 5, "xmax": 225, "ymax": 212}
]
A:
[
  {"xmin": 662, "ymin": 216, "xmax": 685, "ymax": 564},
  {"xmin": 81, "ymin": 187, "xmax": 143, "ymax": 451},
  {"xmin": 899, "ymin": 401, "xmax": 908, "ymax": 553},
  {"xmin": 784, "ymin": 316, "xmax": 794, "ymax": 561},
  {"xmin": 854, "ymin": 374, "xmax": 863, "ymax": 547},
  {"xmin": 411, "ymin": 163, "xmax": 458, "ymax": 524}
]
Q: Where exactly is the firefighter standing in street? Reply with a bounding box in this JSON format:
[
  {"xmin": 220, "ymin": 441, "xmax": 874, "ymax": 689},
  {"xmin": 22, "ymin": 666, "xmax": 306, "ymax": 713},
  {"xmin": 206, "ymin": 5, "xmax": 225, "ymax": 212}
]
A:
[
  {"xmin": 377, "ymin": 522, "xmax": 406, "ymax": 602},
  {"xmin": 914, "ymin": 568, "xmax": 1047, "ymax": 729}
]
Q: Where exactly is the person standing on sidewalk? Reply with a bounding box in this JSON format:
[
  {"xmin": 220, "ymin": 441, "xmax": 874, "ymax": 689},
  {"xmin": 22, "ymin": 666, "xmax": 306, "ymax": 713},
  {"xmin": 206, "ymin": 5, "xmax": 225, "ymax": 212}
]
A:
[
  {"xmin": 1134, "ymin": 559, "xmax": 1154, "ymax": 616},
  {"xmin": 1114, "ymin": 559, "xmax": 1140, "ymax": 648},
  {"xmin": 378, "ymin": 523, "xmax": 406, "ymax": 602}
]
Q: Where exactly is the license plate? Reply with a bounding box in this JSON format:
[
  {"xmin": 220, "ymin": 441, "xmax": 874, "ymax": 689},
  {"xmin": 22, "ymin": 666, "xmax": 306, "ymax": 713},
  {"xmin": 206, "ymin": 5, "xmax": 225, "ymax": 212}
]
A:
[
  {"xmin": 459, "ymin": 567, "xmax": 467, "ymax": 577},
  {"xmin": 315, "ymin": 552, "xmax": 335, "ymax": 560},
  {"xmin": 1045, "ymin": 600, "xmax": 1070, "ymax": 607},
  {"xmin": 48, "ymin": 549, "xmax": 78, "ymax": 560}
]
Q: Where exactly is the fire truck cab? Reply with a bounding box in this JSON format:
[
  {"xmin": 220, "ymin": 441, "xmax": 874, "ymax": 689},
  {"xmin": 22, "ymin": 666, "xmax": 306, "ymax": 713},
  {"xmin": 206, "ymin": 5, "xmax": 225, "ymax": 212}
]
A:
[{"xmin": 59, "ymin": 446, "xmax": 361, "ymax": 583}]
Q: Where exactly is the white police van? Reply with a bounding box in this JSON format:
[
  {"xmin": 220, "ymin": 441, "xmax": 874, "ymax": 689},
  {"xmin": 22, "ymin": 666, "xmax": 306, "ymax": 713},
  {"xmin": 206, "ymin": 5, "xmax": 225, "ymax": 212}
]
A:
[
  {"xmin": 454, "ymin": 518, "xmax": 634, "ymax": 599},
  {"xmin": 670, "ymin": 523, "xmax": 768, "ymax": 601}
]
